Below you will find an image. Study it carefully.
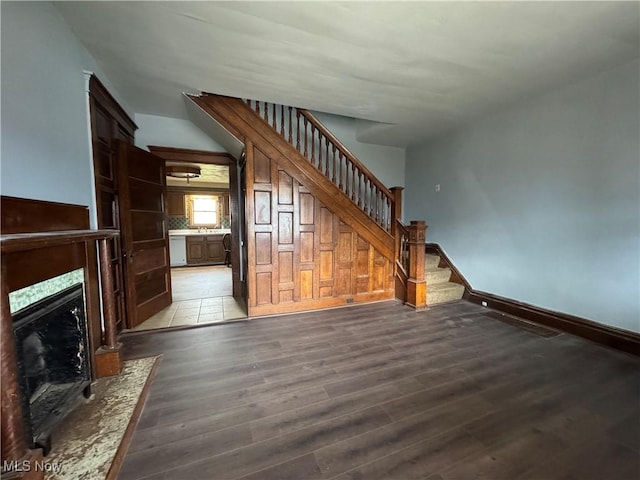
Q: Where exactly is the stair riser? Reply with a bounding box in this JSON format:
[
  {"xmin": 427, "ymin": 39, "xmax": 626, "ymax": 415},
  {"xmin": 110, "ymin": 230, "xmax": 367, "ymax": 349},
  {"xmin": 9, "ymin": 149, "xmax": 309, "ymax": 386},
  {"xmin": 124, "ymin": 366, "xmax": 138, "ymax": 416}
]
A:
[
  {"xmin": 425, "ymin": 255, "xmax": 440, "ymax": 270},
  {"xmin": 427, "ymin": 284, "xmax": 465, "ymax": 306},
  {"xmin": 426, "ymin": 269, "xmax": 451, "ymax": 284}
]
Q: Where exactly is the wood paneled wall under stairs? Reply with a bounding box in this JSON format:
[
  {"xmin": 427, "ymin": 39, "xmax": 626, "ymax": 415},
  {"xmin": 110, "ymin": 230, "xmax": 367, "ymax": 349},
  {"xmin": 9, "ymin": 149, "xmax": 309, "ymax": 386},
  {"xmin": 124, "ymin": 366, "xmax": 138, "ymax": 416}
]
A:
[{"xmin": 245, "ymin": 141, "xmax": 394, "ymax": 316}]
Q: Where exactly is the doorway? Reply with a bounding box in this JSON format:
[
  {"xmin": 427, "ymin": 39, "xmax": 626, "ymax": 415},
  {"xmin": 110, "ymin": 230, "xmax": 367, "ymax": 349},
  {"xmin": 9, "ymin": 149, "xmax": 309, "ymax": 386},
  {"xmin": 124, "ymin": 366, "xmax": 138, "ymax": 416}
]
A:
[
  {"xmin": 130, "ymin": 265, "xmax": 245, "ymax": 331},
  {"xmin": 128, "ymin": 146, "xmax": 248, "ymax": 332}
]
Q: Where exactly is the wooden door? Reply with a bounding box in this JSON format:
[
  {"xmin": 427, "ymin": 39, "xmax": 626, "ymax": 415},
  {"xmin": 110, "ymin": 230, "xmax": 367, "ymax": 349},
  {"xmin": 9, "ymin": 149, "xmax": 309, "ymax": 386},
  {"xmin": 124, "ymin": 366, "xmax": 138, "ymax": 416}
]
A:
[{"xmin": 117, "ymin": 142, "xmax": 172, "ymax": 327}]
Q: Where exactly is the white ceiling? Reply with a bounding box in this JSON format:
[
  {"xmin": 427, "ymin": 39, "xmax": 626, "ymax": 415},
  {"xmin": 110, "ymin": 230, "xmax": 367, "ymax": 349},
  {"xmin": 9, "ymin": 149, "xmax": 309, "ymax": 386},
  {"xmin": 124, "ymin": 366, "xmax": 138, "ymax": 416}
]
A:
[{"xmin": 56, "ymin": 1, "xmax": 639, "ymax": 147}]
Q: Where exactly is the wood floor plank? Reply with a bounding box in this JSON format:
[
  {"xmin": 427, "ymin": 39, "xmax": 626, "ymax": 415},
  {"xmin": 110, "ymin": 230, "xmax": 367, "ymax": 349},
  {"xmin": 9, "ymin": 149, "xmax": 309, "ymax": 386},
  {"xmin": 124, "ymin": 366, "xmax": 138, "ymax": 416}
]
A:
[
  {"xmin": 119, "ymin": 300, "xmax": 640, "ymax": 480},
  {"xmin": 129, "ymin": 385, "xmax": 330, "ymax": 451},
  {"xmin": 137, "ymin": 407, "xmax": 393, "ymax": 480},
  {"xmin": 331, "ymin": 427, "xmax": 485, "ymax": 480},
  {"xmin": 313, "ymin": 394, "xmax": 494, "ymax": 478}
]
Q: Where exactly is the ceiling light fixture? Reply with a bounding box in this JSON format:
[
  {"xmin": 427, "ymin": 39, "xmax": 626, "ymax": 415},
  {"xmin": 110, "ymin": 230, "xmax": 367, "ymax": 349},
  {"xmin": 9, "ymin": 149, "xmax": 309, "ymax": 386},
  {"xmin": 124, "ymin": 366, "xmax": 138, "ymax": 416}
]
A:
[{"xmin": 166, "ymin": 165, "xmax": 200, "ymax": 183}]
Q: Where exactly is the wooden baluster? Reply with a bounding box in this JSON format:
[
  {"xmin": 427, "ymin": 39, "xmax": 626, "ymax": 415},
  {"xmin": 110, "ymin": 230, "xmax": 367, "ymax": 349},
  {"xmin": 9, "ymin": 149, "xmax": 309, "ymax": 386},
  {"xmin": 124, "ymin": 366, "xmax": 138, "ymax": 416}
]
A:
[
  {"xmin": 280, "ymin": 105, "xmax": 284, "ymax": 136},
  {"xmin": 256, "ymin": 101, "xmax": 260, "ymax": 117},
  {"xmin": 272, "ymin": 104, "xmax": 277, "ymax": 130},
  {"xmin": 370, "ymin": 186, "xmax": 375, "ymax": 220},
  {"xmin": 344, "ymin": 160, "xmax": 349, "ymax": 197},
  {"xmin": 363, "ymin": 176, "xmax": 367, "ymax": 211},
  {"xmin": 318, "ymin": 132, "xmax": 322, "ymax": 171},
  {"xmin": 351, "ymin": 164, "xmax": 357, "ymax": 202},
  {"xmin": 325, "ymin": 138, "xmax": 330, "ymax": 177},
  {"xmin": 332, "ymin": 146, "xmax": 337, "ymax": 184},
  {"xmin": 365, "ymin": 178, "xmax": 369, "ymax": 213},
  {"xmin": 375, "ymin": 188, "xmax": 380, "ymax": 223},
  {"xmin": 264, "ymin": 102, "xmax": 268, "ymax": 123},
  {"xmin": 296, "ymin": 111, "xmax": 301, "ymax": 151},
  {"xmin": 288, "ymin": 107, "xmax": 293, "ymax": 143},
  {"xmin": 311, "ymin": 125, "xmax": 315, "ymax": 166},
  {"xmin": 362, "ymin": 177, "xmax": 368, "ymax": 211},
  {"xmin": 368, "ymin": 181, "xmax": 373, "ymax": 217},
  {"xmin": 303, "ymin": 117, "xmax": 308, "ymax": 158},
  {"xmin": 339, "ymin": 153, "xmax": 344, "ymax": 190},
  {"xmin": 358, "ymin": 173, "xmax": 363, "ymax": 208}
]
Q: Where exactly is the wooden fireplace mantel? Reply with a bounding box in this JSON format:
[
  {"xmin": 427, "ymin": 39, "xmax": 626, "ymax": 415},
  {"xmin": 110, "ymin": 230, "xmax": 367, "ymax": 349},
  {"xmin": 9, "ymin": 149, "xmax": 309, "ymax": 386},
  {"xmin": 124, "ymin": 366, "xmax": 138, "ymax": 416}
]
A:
[
  {"xmin": 0, "ymin": 230, "xmax": 119, "ymax": 253},
  {"xmin": 1, "ymin": 196, "xmax": 123, "ymax": 479}
]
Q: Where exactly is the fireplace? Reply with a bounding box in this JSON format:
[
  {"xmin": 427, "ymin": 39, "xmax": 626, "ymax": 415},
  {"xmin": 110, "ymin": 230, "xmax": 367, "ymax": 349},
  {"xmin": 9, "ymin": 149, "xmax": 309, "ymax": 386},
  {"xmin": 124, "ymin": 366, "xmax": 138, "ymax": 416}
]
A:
[{"xmin": 12, "ymin": 284, "xmax": 91, "ymax": 455}]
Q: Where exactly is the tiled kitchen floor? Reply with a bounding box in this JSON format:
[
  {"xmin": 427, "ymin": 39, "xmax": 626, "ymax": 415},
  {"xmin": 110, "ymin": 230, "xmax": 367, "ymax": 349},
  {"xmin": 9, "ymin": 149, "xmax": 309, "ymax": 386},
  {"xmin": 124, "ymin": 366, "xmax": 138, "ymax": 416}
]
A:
[{"xmin": 130, "ymin": 266, "xmax": 247, "ymax": 331}]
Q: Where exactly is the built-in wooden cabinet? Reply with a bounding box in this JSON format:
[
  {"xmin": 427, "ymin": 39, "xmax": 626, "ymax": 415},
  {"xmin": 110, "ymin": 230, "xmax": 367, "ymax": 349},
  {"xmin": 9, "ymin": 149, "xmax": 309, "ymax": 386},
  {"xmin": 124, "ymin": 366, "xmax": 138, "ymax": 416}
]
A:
[
  {"xmin": 186, "ymin": 235, "xmax": 225, "ymax": 265},
  {"xmin": 88, "ymin": 75, "xmax": 136, "ymax": 332},
  {"xmin": 167, "ymin": 191, "xmax": 185, "ymax": 217}
]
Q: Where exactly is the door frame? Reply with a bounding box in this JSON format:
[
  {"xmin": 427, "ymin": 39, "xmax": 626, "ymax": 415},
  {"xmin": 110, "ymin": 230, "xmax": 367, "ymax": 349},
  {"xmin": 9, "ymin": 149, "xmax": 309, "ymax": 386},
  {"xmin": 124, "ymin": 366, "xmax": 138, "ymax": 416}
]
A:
[{"xmin": 147, "ymin": 146, "xmax": 245, "ymax": 300}]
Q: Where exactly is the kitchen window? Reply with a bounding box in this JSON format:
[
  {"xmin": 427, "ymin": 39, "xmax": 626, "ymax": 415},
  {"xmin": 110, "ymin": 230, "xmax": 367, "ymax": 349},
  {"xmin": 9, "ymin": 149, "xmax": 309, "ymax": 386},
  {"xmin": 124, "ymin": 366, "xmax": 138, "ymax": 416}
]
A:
[{"xmin": 188, "ymin": 195, "xmax": 219, "ymax": 227}]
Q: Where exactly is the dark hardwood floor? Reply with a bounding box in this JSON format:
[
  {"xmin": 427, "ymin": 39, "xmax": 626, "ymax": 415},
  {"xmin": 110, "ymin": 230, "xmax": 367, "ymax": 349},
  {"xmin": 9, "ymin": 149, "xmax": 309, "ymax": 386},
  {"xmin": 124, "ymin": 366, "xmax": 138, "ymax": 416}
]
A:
[{"xmin": 118, "ymin": 300, "xmax": 640, "ymax": 480}]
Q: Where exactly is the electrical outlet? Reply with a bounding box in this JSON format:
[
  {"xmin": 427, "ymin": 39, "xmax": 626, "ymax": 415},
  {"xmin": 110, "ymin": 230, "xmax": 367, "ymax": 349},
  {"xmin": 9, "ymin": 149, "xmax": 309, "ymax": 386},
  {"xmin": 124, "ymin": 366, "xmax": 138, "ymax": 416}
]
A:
[
  {"xmin": 435, "ymin": 184, "xmax": 441, "ymax": 192},
  {"xmin": 481, "ymin": 301, "xmax": 488, "ymax": 307}
]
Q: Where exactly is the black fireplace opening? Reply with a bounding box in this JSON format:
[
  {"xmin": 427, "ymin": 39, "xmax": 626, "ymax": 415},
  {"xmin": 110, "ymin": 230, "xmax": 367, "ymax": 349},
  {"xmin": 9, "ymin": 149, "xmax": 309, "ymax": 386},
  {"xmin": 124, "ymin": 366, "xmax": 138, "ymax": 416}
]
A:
[{"xmin": 12, "ymin": 283, "xmax": 91, "ymax": 455}]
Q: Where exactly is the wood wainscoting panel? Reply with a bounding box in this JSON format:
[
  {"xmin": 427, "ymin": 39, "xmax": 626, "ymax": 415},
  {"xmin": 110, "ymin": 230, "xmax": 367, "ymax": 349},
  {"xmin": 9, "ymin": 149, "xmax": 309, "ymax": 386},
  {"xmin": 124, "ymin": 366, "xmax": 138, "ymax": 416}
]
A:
[{"xmin": 245, "ymin": 144, "xmax": 394, "ymax": 317}]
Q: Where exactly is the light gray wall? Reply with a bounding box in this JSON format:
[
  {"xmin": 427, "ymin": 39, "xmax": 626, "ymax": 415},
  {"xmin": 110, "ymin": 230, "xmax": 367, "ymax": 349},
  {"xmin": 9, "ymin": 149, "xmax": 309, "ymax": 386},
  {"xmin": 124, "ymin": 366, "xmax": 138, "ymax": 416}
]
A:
[
  {"xmin": 135, "ymin": 113, "xmax": 226, "ymax": 152},
  {"xmin": 406, "ymin": 59, "xmax": 640, "ymax": 333},
  {"xmin": 1, "ymin": 1, "xmax": 130, "ymax": 225},
  {"xmin": 311, "ymin": 112, "xmax": 406, "ymax": 189}
]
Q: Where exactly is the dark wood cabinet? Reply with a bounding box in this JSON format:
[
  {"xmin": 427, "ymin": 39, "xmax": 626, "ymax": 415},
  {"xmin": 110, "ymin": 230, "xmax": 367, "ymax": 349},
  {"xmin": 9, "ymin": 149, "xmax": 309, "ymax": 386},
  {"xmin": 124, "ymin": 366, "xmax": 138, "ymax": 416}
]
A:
[
  {"xmin": 186, "ymin": 235, "xmax": 205, "ymax": 263},
  {"xmin": 186, "ymin": 235, "xmax": 225, "ymax": 265},
  {"xmin": 167, "ymin": 191, "xmax": 185, "ymax": 217},
  {"xmin": 89, "ymin": 75, "xmax": 136, "ymax": 332}
]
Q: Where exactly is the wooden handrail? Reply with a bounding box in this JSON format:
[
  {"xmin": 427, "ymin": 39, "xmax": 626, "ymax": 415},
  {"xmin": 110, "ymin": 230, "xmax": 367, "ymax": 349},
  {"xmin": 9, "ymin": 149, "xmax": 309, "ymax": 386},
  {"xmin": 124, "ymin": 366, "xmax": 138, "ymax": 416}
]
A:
[
  {"xmin": 297, "ymin": 110, "xmax": 393, "ymax": 200},
  {"xmin": 244, "ymin": 98, "xmax": 396, "ymax": 233}
]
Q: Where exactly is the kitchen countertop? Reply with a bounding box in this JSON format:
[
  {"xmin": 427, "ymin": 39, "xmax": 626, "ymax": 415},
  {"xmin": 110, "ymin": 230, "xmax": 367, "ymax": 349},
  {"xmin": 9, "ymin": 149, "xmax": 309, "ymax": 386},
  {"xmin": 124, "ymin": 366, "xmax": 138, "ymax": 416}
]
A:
[{"xmin": 169, "ymin": 229, "xmax": 231, "ymax": 236}]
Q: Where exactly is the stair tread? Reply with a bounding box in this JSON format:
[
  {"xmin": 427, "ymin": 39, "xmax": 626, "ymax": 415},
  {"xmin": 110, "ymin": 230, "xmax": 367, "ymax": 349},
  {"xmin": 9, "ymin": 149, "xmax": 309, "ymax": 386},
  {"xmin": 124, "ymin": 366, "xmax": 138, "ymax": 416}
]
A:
[{"xmin": 425, "ymin": 267, "xmax": 450, "ymax": 273}]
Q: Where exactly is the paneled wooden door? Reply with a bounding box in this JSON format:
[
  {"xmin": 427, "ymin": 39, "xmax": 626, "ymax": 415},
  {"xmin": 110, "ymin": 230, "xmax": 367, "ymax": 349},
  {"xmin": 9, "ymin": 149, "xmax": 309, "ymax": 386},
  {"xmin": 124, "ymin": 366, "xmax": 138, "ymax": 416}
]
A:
[{"xmin": 117, "ymin": 142, "xmax": 172, "ymax": 328}]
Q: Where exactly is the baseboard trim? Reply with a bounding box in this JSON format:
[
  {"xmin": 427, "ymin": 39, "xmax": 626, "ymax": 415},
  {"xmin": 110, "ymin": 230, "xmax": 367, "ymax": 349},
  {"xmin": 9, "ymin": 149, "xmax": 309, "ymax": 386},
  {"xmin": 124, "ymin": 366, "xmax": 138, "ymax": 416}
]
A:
[{"xmin": 425, "ymin": 243, "xmax": 640, "ymax": 356}]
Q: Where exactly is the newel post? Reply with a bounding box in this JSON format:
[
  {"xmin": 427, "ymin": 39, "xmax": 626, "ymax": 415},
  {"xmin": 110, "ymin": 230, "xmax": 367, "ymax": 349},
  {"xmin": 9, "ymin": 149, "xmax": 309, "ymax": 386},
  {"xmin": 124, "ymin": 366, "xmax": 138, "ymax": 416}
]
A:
[{"xmin": 406, "ymin": 220, "xmax": 427, "ymax": 309}]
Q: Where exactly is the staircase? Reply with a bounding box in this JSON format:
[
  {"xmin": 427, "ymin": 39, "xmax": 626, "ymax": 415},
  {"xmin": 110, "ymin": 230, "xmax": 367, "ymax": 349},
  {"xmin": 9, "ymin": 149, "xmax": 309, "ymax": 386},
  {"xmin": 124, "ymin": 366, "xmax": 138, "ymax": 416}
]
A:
[
  {"xmin": 425, "ymin": 253, "xmax": 465, "ymax": 305},
  {"xmin": 187, "ymin": 92, "xmax": 464, "ymax": 313},
  {"xmin": 188, "ymin": 94, "xmax": 398, "ymax": 259},
  {"xmin": 187, "ymin": 93, "xmax": 407, "ymax": 315}
]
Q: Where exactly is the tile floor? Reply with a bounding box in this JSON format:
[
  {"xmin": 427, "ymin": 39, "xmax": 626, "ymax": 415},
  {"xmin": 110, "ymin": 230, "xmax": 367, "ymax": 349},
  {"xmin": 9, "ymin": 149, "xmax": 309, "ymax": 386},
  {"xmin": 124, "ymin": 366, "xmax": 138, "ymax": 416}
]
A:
[{"xmin": 130, "ymin": 265, "xmax": 247, "ymax": 331}]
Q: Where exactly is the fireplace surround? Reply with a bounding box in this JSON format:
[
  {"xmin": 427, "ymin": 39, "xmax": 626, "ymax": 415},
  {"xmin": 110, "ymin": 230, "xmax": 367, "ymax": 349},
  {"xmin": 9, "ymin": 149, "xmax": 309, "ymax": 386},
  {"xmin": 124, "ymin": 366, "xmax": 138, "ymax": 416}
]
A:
[
  {"xmin": 1, "ymin": 196, "xmax": 121, "ymax": 480},
  {"xmin": 13, "ymin": 284, "xmax": 91, "ymax": 455}
]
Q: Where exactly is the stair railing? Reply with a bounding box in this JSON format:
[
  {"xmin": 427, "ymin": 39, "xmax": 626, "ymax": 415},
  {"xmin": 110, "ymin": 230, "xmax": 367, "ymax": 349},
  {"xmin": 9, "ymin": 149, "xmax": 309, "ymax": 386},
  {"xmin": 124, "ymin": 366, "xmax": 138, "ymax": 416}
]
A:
[
  {"xmin": 396, "ymin": 219, "xmax": 410, "ymax": 275},
  {"xmin": 245, "ymin": 99, "xmax": 395, "ymax": 233}
]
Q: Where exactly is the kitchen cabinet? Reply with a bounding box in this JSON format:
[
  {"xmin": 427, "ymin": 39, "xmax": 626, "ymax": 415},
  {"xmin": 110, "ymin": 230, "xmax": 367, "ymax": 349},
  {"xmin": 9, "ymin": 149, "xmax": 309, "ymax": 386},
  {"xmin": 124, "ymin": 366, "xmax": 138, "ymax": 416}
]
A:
[
  {"xmin": 186, "ymin": 235, "xmax": 225, "ymax": 265},
  {"xmin": 167, "ymin": 191, "xmax": 185, "ymax": 217}
]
